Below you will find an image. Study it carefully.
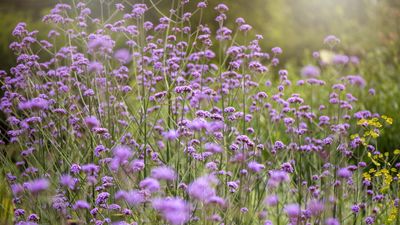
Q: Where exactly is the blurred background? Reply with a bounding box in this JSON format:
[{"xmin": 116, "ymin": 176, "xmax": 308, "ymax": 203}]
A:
[{"xmin": 0, "ymin": 0, "xmax": 399, "ymax": 150}]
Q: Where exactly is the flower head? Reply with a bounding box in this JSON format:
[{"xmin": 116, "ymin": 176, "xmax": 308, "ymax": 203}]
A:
[
  {"xmin": 24, "ymin": 178, "xmax": 49, "ymax": 194},
  {"xmin": 152, "ymin": 197, "xmax": 191, "ymax": 225},
  {"xmin": 151, "ymin": 166, "xmax": 176, "ymax": 181}
]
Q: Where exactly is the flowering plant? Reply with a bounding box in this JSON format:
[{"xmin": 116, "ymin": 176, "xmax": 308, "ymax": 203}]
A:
[{"xmin": 1, "ymin": 1, "xmax": 398, "ymax": 225}]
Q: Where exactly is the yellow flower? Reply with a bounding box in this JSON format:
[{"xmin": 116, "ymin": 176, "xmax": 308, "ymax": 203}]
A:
[
  {"xmin": 380, "ymin": 168, "xmax": 389, "ymax": 174},
  {"xmin": 368, "ymin": 167, "xmax": 376, "ymax": 173},
  {"xmin": 364, "ymin": 130, "xmax": 379, "ymax": 138},
  {"xmin": 372, "ymin": 122, "xmax": 382, "ymax": 128},
  {"xmin": 367, "ymin": 152, "xmax": 381, "ymax": 166},
  {"xmin": 370, "ymin": 130, "xmax": 379, "ymax": 138},
  {"xmin": 382, "ymin": 115, "xmax": 393, "ymax": 125},
  {"xmin": 363, "ymin": 172, "xmax": 371, "ymax": 181},
  {"xmin": 357, "ymin": 119, "xmax": 367, "ymax": 126},
  {"xmin": 387, "ymin": 205, "xmax": 398, "ymax": 223},
  {"xmin": 350, "ymin": 134, "xmax": 359, "ymax": 139}
]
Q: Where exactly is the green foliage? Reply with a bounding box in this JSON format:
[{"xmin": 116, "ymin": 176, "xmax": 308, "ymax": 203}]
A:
[
  {"xmin": 0, "ymin": 9, "xmax": 50, "ymax": 71},
  {"xmin": 0, "ymin": 172, "xmax": 13, "ymax": 224},
  {"xmin": 360, "ymin": 46, "xmax": 400, "ymax": 151}
]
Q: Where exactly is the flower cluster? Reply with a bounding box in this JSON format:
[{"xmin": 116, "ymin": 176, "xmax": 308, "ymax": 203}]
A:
[{"xmin": 0, "ymin": 1, "xmax": 398, "ymax": 225}]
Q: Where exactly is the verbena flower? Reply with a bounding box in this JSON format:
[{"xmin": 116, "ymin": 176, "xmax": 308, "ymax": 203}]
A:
[
  {"xmin": 152, "ymin": 197, "xmax": 191, "ymax": 225},
  {"xmin": 73, "ymin": 200, "xmax": 90, "ymax": 210},
  {"xmin": 24, "ymin": 178, "xmax": 49, "ymax": 194},
  {"xmin": 188, "ymin": 175, "xmax": 218, "ymax": 202},
  {"xmin": 151, "ymin": 166, "xmax": 177, "ymax": 181}
]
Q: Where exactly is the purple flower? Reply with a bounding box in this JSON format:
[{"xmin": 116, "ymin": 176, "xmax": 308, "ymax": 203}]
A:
[
  {"xmin": 264, "ymin": 195, "xmax": 278, "ymax": 206},
  {"xmin": 12, "ymin": 22, "xmax": 28, "ymax": 37},
  {"xmin": 271, "ymin": 47, "xmax": 282, "ymax": 55},
  {"xmin": 70, "ymin": 164, "xmax": 81, "ymax": 174},
  {"xmin": 115, "ymin": 190, "xmax": 144, "ymax": 206},
  {"xmin": 88, "ymin": 61, "xmax": 104, "ymax": 73},
  {"xmin": 108, "ymin": 204, "xmax": 121, "ymax": 211},
  {"xmin": 284, "ymin": 203, "xmax": 300, "ymax": 218},
  {"xmin": 24, "ymin": 178, "xmax": 49, "ymax": 194},
  {"xmin": 114, "ymin": 49, "xmax": 132, "ymax": 64},
  {"xmin": 130, "ymin": 159, "xmax": 145, "ymax": 172},
  {"xmin": 204, "ymin": 143, "xmax": 223, "ymax": 153},
  {"xmin": 368, "ymin": 88, "xmax": 376, "ymax": 95},
  {"xmin": 14, "ymin": 208, "xmax": 25, "ymax": 217},
  {"xmin": 337, "ymin": 167, "xmax": 352, "ymax": 179},
  {"xmin": 131, "ymin": 4, "xmax": 148, "ymax": 18},
  {"xmin": 140, "ymin": 178, "xmax": 160, "ymax": 193},
  {"xmin": 162, "ymin": 130, "xmax": 179, "ymax": 140},
  {"xmin": 240, "ymin": 207, "xmax": 248, "ymax": 213},
  {"xmin": 87, "ymin": 34, "xmax": 115, "ymax": 55},
  {"xmin": 16, "ymin": 222, "xmax": 39, "ymax": 225},
  {"xmin": 73, "ymin": 200, "xmax": 90, "ymax": 210},
  {"xmin": 85, "ymin": 116, "xmax": 101, "ymax": 129},
  {"xmin": 351, "ymin": 204, "xmax": 360, "ymax": 214},
  {"xmin": 227, "ymin": 181, "xmax": 239, "ymax": 193},
  {"xmin": 333, "ymin": 54, "xmax": 349, "ymax": 65},
  {"xmin": 152, "ymin": 197, "xmax": 191, "ymax": 225},
  {"xmin": 324, "ymin": 35, "xmax": 340, "ymax": 46},
  {"xmin": 264, "ymin": 220, "xmax": 273, "ymax": 225},
  {"xmin": 115, "ymin": 3, "xmax": 125, "ymax": 11},
  {"xmin": 95, "ymin": 192, "xmax": 110, "ymax": 205},
  {"xmin": 197, "ymin": 2, "xmax": 207, "ymax": 8},
  {"xmin": 205, "ymin": 162, "xmax": 218, "ymax": 171},
  {"xmin": 214, "ymin": 4, "xmax": 229, "ymax": 13},
  {"xmin": 60, "ymin": 174, "xmax": 75, "ymax": 190},
  {"xmin": 239, "ymin": 24, "xmax": 252, "ymax": 32},
  {"xmin": 236, "ymin": 17, "xmax": 245, "ymax": 25},
  {"xmin": 174, "ymin": 85, "xmax": 192, "ymax": 94},
  {"xmin": 345, "ymin": 75, "xmax": 366, "ymax": 88},
  {"xmin": 325, "ymin": 218, "xmax": 340, "ymax": 225},
  {"xmin": 206, "ymin": 196, "xmax": 226, "ymax": 207},
  {"xmin": 273, "ymin": 141, "xmax": 286, "ymax": 151},
  {"xmin": 188, "ymin": 175, "xmax": 218, "ymax": 202},
  {"xmin": 11, "ymin": 183, "xmax": 24, "ymax": 196},
  {"xmin": 94, "ymin": 145, "xmax": 107, "ymax": 157},
  {"xmin": 301, "ymin": 65, "xmax": 320, "ymax": 78},
  {"xmin": 151, "ymin": 166, "xmax": 176, "ymax": 181},
  {"xmin": 307, "ymin": 199, "xmax": 324, "ymax": 216},
  {"xmin": 281, "ymin": 162, "xmax": 294, "ymax": 173},
  {"xmin": 19, "ymin": 98, "xmax": 49, "ymax": 111},
  {"xmin": 27, "ymin": 213, "xmax": 39, "ymax": 221},
  {"xmin": 82, "ymin": 164, "xmax": 100, "ymax": 174},
  {"xmin": 113, "ymin": 145, "xmax": 132, "ymax": 162},
  {"xmin": 248, "ymin": 161, "xmax": 265, "ymax": 173},
  {"xmin": 268, "ymin": 170, "xmax": 289, "ymax": 187},
  {"xmin": 319, "ymin": 116, "xmax": 330, "ymax": 126},
  {"xmin": 350, "ymin": 56, "xmax": 360, "ymax": 64}
]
